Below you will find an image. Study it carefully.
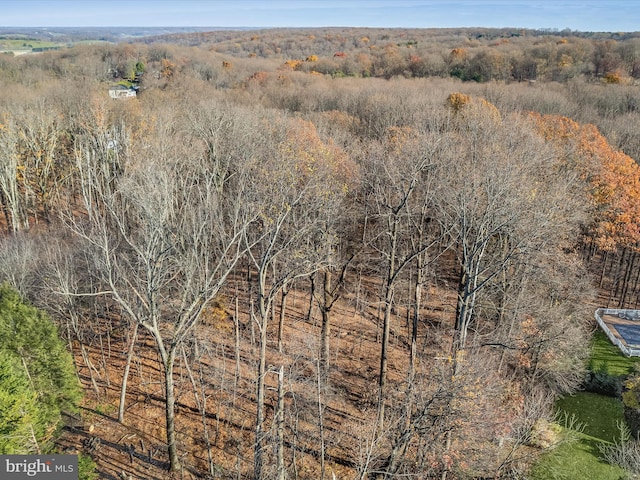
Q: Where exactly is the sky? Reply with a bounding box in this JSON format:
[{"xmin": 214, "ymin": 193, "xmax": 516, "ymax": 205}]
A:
[{"xmin": 1, "ymin": 0, "xmax": 639, "ymax": 32}]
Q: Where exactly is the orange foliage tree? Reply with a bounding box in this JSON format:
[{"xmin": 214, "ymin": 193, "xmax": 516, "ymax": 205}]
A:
[
  {"xmin": 161, "ymin": 58, "xmax": 176, "ymax": 78},
  {"xmin": 529, "ymin": 112, "xmax": 640, "ymax": 251}
]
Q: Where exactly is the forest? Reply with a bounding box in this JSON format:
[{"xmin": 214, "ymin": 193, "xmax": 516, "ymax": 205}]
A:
[{"xmin": 1, "ymin": 26, "xmax": 640, "ymax": 479}]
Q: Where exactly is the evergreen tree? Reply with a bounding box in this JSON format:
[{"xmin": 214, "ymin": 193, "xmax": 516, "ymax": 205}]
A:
[
  {"xmin": 0, "ymin": 351, "xmax": 41, "ymax": 453},
  {"xmin": 0, "ymin": 283, "xmax": 81, "ymax": 452}
]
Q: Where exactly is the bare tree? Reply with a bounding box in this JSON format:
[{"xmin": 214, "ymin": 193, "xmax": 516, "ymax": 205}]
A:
[
  {"xmin": 14, "ymin": 100, "xmax": 65, "ymax": 224},
  {"xmin": 62, "ymin": 102, "xmax": 258, "ymax": 472},
  {"xmin": 244, "ymin": 117, "xmax": 348, "ymax": 480},
  {"xmin": 0, "ymin": 115, "xmax": 29, "ymax": 232},
  {"xmin": 314, "ymin": 206, "xmax": 363, "ymax": 378},
  {"xmin": 0, "ymin": 232, "xmax": 41, "ymax": 298},
  {"xmin": 36, "ymin": 233, "xmax": 106, "ymax": 399},
  {"xmin": 360, "ymin": 126, "xmax": 440, "ymax": 433},
  {"xmin": 437, "ymin": 99, "xmax": 585, "ymax": 353}
]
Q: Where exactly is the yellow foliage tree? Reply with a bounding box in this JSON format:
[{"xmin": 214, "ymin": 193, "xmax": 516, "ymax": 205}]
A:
[
  {"xmin": 283, "ymin": 59, "xmax": 302, "ymax": 70},
  {"xmin": 446, "ymin": 93, "xmax": 501, "ymax": 123},
  {"xmin": 446, "ymin": 92, "xmax": 471, "ymax": 112}
]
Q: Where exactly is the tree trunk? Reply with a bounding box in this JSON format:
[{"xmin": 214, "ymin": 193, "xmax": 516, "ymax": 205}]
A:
[
  {"xmin": 620, "ymin": 250, "xmax": 637, "ymax": 308},
  {"xmin": 255, "ymin": 276, "xmax": 269, "ymax": 480},
  {"xmin": 78, "ymin": 335, "xmax": 101, "ymax": 398},
  {"xmin": 0, "ymin": 189, "xmax": 12, "ymax": 234},
  {"xmin": 307, "ymin": 273, "xmax": 316, "ymax": 324},
  {"xmin": 409, "ymin": 255, "xmax": 424, "ymax": 381},
  {"xmin": 278, "ymin": 285, "xmax": 289, "ymax": 354},
  {"xmin": 377, "ymin": 285, "xmax": 394, "ymax": 434},
  {"xmin": 377, "ymin": 214, "xmax": 399, "ymax": 434},
  {"xmin": 161, "ymin": 347, "xmax": 180, "ymax": 471},
  {"xmin": 382, "ymin": 259, "xmax": 426, "ymax": 478},
  {"xmin": 118, "ymin": 322, "xmax": 139, "ymax": 423},
  {"xmin": 613, "ymin": 248, "xmax": 627, "ymax": 303},
  {"xmin": 320, "ymin": 269, "xmax": 332, "ymax": 377},
  {"xmin": 233, "ymin": 296, "xmax": 241, "ymax": 407},
  {"xmin": 455, "ymin": 263, "xmax": 472, "ymax": 349},
  {"xmin": 599, "ymin": 249, "xmax": 609, "ymax": 288},
  {"xmin": 276, "ymin": 365, "xmax": 286, "ymax": 480},
  {"xmin": 608, "ymin": 249, "xmax": 626, "ymax": 307},
  {"xmin": 632, "ymin": 258, "xmax": 640, "ymax": 308},
  {"xmin": 317, "ymin": 357, "xmax": 326, "ymax": 480}
]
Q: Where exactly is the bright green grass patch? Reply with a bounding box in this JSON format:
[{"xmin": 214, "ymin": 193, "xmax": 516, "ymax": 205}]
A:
[
  {"xmin": 556, "ymin": 392, "xmax": 625, "ymax": 443},
  {"xmin": 528, "ymin": 433, "xmax": 626, "ymax": 480},
  {"xmin": 530, "ymin": 329, "xmax": 638, "ymax": 479},
  {"xmin": 116, "ymin": 79, "xmax": 137, "ymax": 88},
  {"xmin": 530, "ymin": 392, "xmax": 628, "ymax": 480},
  {"xmin": 528, "ymin": 336, "xmax": 637, "ymax": 480},
  {"xmin": 589, "ymin": 329, "xmax": 640, "ymax": 377}
]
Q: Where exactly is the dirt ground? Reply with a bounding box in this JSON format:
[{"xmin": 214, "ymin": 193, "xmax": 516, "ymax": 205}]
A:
[{"xmin": 55, "ymin": 273, "xmax": 458, "ymax": 480}]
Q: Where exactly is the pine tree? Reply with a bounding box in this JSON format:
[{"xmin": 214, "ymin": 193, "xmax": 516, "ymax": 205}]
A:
[
  {"xmin": 0, "ymin": 350, "xmax": 41, "ymax": 454},
  {"xmin": 0, "ymin": 283, "xmax": 81, "ymax": 452}
]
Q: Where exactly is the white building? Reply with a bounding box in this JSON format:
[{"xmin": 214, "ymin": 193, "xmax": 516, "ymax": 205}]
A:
[{"xmin": 109, "ymin": 85, "xmax": 137, "ymax": 99}]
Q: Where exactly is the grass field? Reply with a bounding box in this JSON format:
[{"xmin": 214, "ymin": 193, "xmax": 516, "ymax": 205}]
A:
[
  {"xmin": 529, "ymin": 393, "xmax": 627, "ymax": 480},
  {"xmin": 590, "ymin": 329, "xmax": 640, "ymax": 376},
  {"xmin": 529, "ymin": 329, "xmax": 638, "ymax": 480},
  {"xmin": 556, "ymin": 392, "xmax": 624, "ymax": 443},
  {"xmin": 0, "ymin": 37, "xmax": 63, "ymax": 52},
  {"xmin": 528, "ymin": 431, "xmax": 626, "ymax": 480}
]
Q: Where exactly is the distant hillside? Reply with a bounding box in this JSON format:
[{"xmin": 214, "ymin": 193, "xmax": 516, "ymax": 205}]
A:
[{"xmin": 0, "ymin": 26, "xmax": 245, "ymax": 43}]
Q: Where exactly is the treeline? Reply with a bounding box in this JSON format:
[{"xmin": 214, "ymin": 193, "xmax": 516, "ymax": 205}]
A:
[
  {"xmin": 0, "ymin": 35, "xmax": 638, "ymax": 479},
  {"xmin": 3, "ymin": 35, "xmax": 639, "ymax": 160},
  {"xmin": 139, "ymin": 27, "xmax": 640, "ymax": 83}
]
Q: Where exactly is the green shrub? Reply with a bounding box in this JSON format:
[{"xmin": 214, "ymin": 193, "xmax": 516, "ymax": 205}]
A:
[
  {"xmin": 584, "ymin": 365, "xmax": 623, "ymax": 397},
  {"xmin": 78, "ymin": 453, "xmax": 98, "ymax": 480},
  {"xmin": 530, "ymin": 418, "xmax": 563, "ymax": 449}
]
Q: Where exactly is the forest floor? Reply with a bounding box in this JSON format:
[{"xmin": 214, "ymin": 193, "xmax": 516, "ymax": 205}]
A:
[{"xmin": 55, "ymin": 273, "xmax": 458, "ymax": 480}]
